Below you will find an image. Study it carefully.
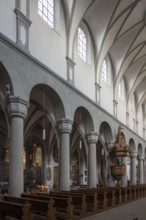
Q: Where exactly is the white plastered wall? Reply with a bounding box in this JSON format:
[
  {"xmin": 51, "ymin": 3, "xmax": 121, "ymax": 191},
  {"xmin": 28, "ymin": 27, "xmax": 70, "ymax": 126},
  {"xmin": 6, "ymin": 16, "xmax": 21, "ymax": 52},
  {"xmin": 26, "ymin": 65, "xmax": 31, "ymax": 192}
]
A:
[
  {"xmin": 21, "ymin": 0, "xmax": 27, "ymax": 16},
  {"xmin": 29, "ymin": 0, "xmax": 67, "ymax": 79},
  {"xmin": 0, "ymin": 0, "xmax": 16, "ymax": 42},
  {"xmin": 137, "ymin": 106, "xmax": 143, "ymax": 137},
  {"xmin": 73, "ymin": 25, "xmax": 95, "ymax": 101},
  {"xmin": 117, "ymin": 79, "xmax": 126, "ymax": 125},
  {"xmin": 129, "ymin": 95, "xmax": 136, "ymax": 131}
]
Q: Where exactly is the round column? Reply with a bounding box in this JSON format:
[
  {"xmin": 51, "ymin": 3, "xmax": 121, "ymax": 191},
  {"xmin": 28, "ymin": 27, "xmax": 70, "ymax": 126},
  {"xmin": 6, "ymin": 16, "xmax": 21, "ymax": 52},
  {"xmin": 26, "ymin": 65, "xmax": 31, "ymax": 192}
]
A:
[
  {"xmin": 58, "ymin": 119, "xmax": 72, "ymax": 191},
  {"xmin": 130, "ymin": 151, "xmax": 137, "ymax": 185},
  {"xmin": 139, "ymin": 154, "xmax": 144, "ymax": 184},
  {"xmin": 87, "ymin": 132, "xmax": 98, "ymax": 188},
  {"xmin": 6, "ymin": 96, "xmax": 28, "ymax": 197},
  {"xmin": 121, "ymin": 157, "xmax": 128, "ymax": 187}
]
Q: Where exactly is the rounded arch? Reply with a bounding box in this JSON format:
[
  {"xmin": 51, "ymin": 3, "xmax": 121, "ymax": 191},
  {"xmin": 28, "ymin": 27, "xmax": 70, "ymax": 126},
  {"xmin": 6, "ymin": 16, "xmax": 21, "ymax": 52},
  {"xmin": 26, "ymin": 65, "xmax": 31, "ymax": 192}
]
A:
[
  {"xmin": 73, "ymin": 106, "xmax": 94, "ymax": 134},
  {"xmin": 25, "ymin": 84, "xmax": 62, "ymax": 165},
  {"xmin": 138, "ymin": 143, "xmax": 143, "ymax": 155},
  {"xmin": 99, "ymin": 121, "xmax": 113, "ymax": 143},
  {"xmin": 0, "ymin": 62, "xmax": 13, "ymax": 100},
  {"xmin": 71, "ymin": 106, "xmax": 94, "ymax": 161},
  {"xmin": 29, "ymin": 84, "xmax": 65, "ymax": 122},
  {"xmin": 129, "ymin": 138, "xmax": 136, "ymax": 152}
]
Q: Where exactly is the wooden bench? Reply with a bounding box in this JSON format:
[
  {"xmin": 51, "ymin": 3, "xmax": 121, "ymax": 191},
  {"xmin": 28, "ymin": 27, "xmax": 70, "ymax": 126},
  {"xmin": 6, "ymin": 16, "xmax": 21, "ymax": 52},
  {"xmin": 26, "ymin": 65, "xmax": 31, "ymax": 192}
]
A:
[
  {"xmin": 4, "ymin": 195, "xmax": 55, "ymax": 220},
  {"xmin": 61, "ymin": 191, "xmax": 97, "ymax": 213},
  {"xmin": 0, "ymin": 200, "xmax": 31, "ymax": 220},
  {"xmin": 21, "ymin": 193, "xmax": 73, "ymax": 220},
  {"xmin": 48, "ymin": 191, "xmax": 87, "ymax": 216}
]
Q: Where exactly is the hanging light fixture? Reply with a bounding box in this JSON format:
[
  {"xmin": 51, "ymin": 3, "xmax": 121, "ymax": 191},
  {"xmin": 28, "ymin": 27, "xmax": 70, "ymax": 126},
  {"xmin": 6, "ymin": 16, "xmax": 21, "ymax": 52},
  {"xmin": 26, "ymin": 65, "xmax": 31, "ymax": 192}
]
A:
[{"xmin": 42, "ymin": 88, "xmax": 46, "ymax": 140}]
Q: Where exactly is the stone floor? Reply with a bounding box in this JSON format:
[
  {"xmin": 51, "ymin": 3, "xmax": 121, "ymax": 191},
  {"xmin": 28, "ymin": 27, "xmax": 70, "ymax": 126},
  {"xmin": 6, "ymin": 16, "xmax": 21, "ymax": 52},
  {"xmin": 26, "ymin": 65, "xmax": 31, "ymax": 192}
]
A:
[{"xmin": 81, "ymin": 198, "xmax": 146, "ymax": 220}]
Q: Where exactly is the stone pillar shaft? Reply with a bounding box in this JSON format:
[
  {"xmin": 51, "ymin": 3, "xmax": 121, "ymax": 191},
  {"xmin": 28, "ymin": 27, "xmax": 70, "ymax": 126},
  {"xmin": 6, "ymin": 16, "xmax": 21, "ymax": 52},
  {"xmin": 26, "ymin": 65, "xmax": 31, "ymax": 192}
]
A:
[
  {"xmin": 87, "ymin": 132, "xmax": 98, "ymax": 188},
  {"xmin": 58, "ymin": 119, "xmax": 72, "ymax": 191},
  {"xmin": 10, "ymin": 117, "xmax": 24, "ymax": 196},
  {"xmin": 7, "ymin": 96, "xmax": 28, "ymax": 197},
  {"xmin": 131, "ymin": 152, "xmax": 137, "ymax": 185},
  {"xmin": 121, "ymin": 157, "xmax": 128, "ymax": 187},
  {"xmin": 139, "ymin": 155, "xmax": 144, "ymax": 184}
]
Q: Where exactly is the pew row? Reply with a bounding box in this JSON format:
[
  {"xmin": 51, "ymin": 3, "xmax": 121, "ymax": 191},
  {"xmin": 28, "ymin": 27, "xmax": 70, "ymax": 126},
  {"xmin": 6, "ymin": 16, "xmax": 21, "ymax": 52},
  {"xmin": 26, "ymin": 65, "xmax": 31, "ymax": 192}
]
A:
[
  {"xmin": 0, "ymin": 200, "xmax": 31, "ymax": 220},
  {"xmin": 3, "ymin": 195, "xmax": 55, "ymax": 220},
  {"xmin": 21, "ymin": 193, "xmax": 74, "ymax": 220}
]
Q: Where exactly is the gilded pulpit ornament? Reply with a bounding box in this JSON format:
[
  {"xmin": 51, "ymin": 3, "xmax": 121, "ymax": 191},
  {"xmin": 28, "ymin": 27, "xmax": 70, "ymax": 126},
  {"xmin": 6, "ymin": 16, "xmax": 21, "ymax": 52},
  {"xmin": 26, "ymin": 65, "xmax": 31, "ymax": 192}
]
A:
[
  {"xmin": 110, "ymin": 124, "xmax": 130, "ymax": 183},
  {"xmin": 112, "ymin": 124, "xmax": 130, "ymax": 157}
]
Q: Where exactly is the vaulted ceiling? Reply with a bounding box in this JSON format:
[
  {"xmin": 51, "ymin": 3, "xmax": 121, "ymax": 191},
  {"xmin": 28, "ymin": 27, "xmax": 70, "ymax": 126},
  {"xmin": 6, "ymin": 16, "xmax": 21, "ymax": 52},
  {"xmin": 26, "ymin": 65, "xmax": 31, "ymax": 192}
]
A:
[{"xmin": 62, "ymin": 0, "xmax": 146, "ymax": 116}]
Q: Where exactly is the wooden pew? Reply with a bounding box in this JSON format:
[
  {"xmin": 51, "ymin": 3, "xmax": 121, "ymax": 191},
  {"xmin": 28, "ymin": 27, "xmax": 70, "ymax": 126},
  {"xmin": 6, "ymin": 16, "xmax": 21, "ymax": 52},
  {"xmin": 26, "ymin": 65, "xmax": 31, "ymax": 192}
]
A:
[
  {"xmin": 0, "ymin": 200, "xmax": 31, "ymax": 220},
  {"xmin": 48, "ymin": 191, "xmax": 87, "ymax": 216},
  {"xmin": 65, "ymin": 190, "xmax": 97, "ymax": 213},
  {"xmin": 21, "ymin": 193, "xmax": 73, "ymax": 220},
  {"xmin": 3, "ymin": 195, "xmax": 55, "ymax": 220}
]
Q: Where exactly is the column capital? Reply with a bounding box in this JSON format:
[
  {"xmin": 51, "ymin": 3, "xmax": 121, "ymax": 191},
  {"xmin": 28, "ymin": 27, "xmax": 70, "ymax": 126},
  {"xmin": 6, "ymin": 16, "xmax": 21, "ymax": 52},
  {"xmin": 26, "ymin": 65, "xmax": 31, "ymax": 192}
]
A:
[
  {"xmin": 6, "ymin": 96, "xmax": 29, "ymax": 119},
  {"xmin": 57, "ymin": 118, "xmax": 72, "ymax": 133},
  {"xmin": 139, "ymin": 154, "xmax": 145, "ymax": 160},
  {"xmin": 131, "ymin": 151, "xmax": 138, "ymax": 158},
  {"xmin": 87, "ymin": 132, "xmax": 98, "ymax": 144}
]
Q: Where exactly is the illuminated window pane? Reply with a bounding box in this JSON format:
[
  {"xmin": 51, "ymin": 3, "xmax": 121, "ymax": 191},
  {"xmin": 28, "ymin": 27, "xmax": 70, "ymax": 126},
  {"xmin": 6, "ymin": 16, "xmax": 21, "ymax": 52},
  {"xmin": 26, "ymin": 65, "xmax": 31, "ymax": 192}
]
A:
[
  {"xmin": 118, "ymin": 79, "xmax": 124, "ymax": 100},
  {"xmin": 78, "ymin": 27, "xmax": 87, "ymax": 62},
  {"xmin": 38, "ymin": 0, "xmax": 54, "ymax": 28},
  {"xmin": 101, "ymin": 60, "xmax": 107, "ymax": 83}
]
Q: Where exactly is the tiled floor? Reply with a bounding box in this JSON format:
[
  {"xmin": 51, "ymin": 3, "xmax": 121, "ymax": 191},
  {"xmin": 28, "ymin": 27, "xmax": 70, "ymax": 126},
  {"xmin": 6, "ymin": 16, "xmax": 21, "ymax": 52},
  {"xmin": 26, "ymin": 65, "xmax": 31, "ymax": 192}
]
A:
[{"xmin": 81, "ymin": 198, "xmax": 146, "ymax": 220}]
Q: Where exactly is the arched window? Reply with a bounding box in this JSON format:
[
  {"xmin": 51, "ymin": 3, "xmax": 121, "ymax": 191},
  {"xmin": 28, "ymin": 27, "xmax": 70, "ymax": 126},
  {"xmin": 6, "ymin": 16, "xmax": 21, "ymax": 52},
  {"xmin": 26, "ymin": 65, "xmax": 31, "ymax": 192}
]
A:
[
  {"xmin": 101, "ymin": 60, "xmax": 107, "ymax": 83},
  {"xmin": 78, "ymin": 27, "xmax": 87, "ymax": 62},
  {"xmin": 118, "ymin": 79, "xmax": 124, "ymax": 100},
  {"xmin": 38, "ymin": 0, "xmax": 54, "ymax": 28}
]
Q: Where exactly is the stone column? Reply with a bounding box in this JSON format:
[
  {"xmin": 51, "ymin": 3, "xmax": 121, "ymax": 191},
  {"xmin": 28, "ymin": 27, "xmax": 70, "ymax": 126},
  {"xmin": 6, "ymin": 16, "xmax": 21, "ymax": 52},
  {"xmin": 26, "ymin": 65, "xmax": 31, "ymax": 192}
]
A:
[
  {"xmin": 6, "ymin": 96, "xmax": 28, "ymax": 197},
  {"xmin": 106, "ymin": 141, "xmax": 115, "ymax": 187},
  {"xmin": 130, "ymin": 151, "xmax": 137, "ymax": 185},
  {"xmin": 121, "ymin": 157, "xmax": 128, "ymax": 187},
  {"xmin": 87, "ymin": 132, "xmax": 98, "ymax": 188},
  {"xmin": 58, "ymin": 119, "xmax": 72, "ymax": 191},
  {"xmin": 139, "ymin": 154, "xmax": 144, "ymax": 184}
]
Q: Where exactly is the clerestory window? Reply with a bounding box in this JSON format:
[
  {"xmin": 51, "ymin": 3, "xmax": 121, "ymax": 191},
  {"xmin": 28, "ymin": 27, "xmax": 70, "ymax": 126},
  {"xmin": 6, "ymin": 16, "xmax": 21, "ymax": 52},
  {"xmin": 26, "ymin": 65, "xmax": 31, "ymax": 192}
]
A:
[
  {"xmin": 101, "ymin": 60, "xmax": 107, "ymax": 83},
  {"xmin": 118, "ymin": 79, "xmax": 124, "ymax": 100},
  {"xmin": 38, "ymin": 0, "xmax": 54, "ymax": 28},
  {"xmin": 78, "ymin": 27, "xmax": 87, "ymax": 62}
]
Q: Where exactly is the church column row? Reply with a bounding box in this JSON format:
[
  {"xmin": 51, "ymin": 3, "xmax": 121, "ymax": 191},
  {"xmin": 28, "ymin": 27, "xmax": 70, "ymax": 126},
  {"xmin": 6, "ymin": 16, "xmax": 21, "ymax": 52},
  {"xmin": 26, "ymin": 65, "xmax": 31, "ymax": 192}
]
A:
[{"xmin": 6, "ymin": 96, "xmax": 146, "ymax": 194}]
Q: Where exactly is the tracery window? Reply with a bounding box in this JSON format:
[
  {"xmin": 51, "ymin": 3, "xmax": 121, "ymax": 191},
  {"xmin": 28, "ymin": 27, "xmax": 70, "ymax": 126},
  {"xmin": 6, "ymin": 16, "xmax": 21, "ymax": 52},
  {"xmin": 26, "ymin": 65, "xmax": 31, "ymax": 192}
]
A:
[
  {"xmin": 101, "ymin": 60, "xmax": 107, "ymax": 83},
  {"xmin": 78, "ymin": 27, "xmax": 87, "ymax": 62},
  {"xmin": 118, "ymin": 79, "xmax": 124, "ymax": 100},
  {"xmin": 38, "ymin": 0, "xmax": 54, "ymax": 28}
]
